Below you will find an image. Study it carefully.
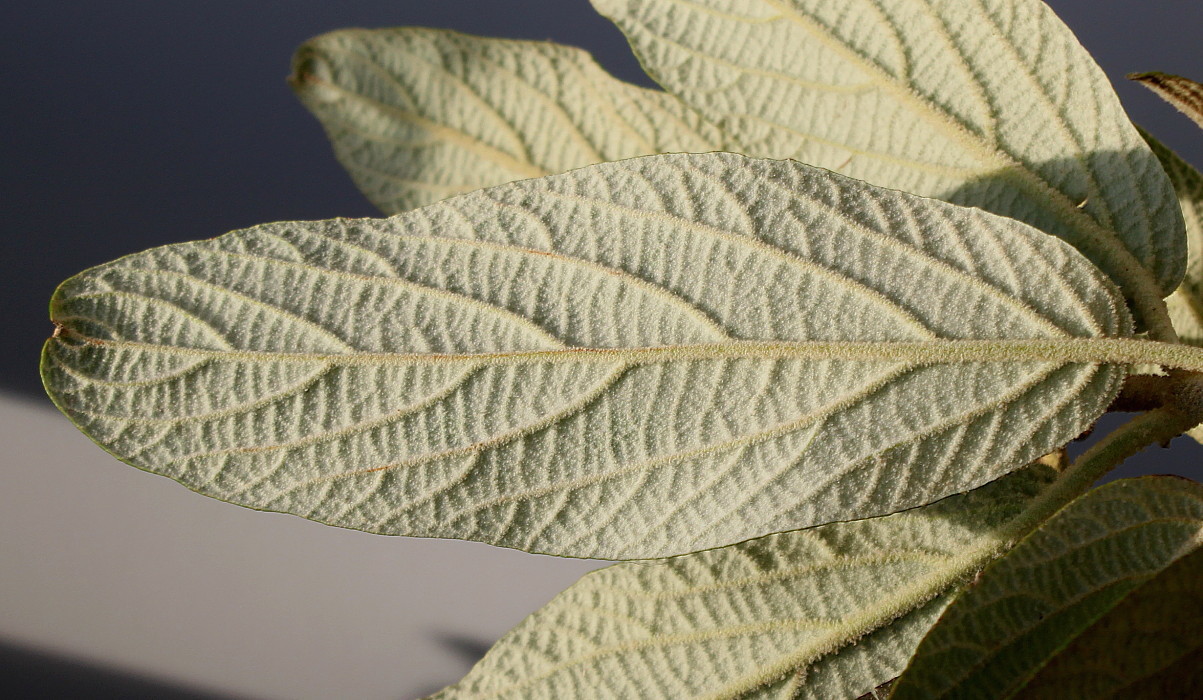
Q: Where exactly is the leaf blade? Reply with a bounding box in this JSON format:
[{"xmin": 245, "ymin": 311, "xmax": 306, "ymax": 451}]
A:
[
  {"xmin": 431, "ymin": 468, "xmax": 1055, "ymax": 699},
  {"xmin": 1131, "ymin": 72, "xmax": 1203, "ymax": 132},
  {"xmin": 290, "ymin": 27, "xmax": 722, "ymax": 214},
  {"xmin": 592, "ymin": 0, "xmax": 1184, "ymax": 321},
  {"xmin": 891, "ymin": 476, "xmax": 1203, "ymax": 699},
  {"xmin": 43, "ymin": 153, "xmax": 1130, "ymax": 559},
  {"xmin": 1018, "ymin": 547, "xmax": 1203, "ymax": 699},
  {"xmin": 1144, "ymin": 132, "xmax": 1203, "ymax": 347},
  {"xmin": 1140, "ymin": 131, "xmax": 1203, "ymax": 441}
]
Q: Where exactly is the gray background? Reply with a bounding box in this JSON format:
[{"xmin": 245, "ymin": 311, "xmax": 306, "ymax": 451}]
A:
[{"xmin": 2, "ymin": 2, "xmax": 1201, "ymax": 698}]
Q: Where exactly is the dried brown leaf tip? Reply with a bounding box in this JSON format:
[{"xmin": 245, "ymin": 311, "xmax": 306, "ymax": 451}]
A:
[{"xmin": 1130, "ymin": 71, "xmax": 1203, "ymax": 131}]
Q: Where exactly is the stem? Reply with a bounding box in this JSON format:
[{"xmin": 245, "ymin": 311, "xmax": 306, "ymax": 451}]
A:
[
  {"xmin": 1130, "ymin": 284, "xmax": 1180, "ymax": 344},
  {"xmin": 1109, "ymin": 374, "xmax": 1174, "ymax": 412},
  {"xmin": 1000, "ymin": 407, "xmax": 1199, "ymax": 541}
]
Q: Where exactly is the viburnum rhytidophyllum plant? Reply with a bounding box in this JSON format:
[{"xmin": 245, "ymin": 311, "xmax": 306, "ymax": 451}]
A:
[{"xmin": 41, "ymin": 1, "xmax": 1203, "ymax": 697}]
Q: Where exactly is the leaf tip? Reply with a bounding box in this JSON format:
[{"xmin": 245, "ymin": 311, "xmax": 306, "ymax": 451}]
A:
[
  {"xmin": 1128, "ymin": 71, "xmax": 1180, "ymax": 89},
  {"xmin": 288, "ymin": 44, "xmax": 338, "ymax": 103}
]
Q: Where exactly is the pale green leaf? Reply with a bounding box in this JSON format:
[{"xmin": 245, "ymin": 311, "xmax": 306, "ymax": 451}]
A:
[
  {"xmin": 432, "ymin": 467, "xmax": 1055, "ymax": 699},
  {"xmin": 1140, "ymin": 132, "xmax": 1203, "ymax": 441},
  {"xmin": 43, "ymin": 153, "xmax": 1131, "ymax": 560},
  {"xmin": 891, "ymin": 476, "xmax": 1203, "ymax": 700},
  {"xmin": 748, "ymin": 612, "xmax": 917, "ymax": 700},
  {"xmin": 592, "ymin": 0, "xmax": 1185, "ymax": 324},
  {"xmin": 1131, "ymin": 71, "xmax": 1203, "ymax": 132},
  {"xmin": 290, "ymin": 27, "xmax": 722, "ymax": 214}
]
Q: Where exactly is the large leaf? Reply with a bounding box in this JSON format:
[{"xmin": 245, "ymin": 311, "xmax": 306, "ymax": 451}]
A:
[
  {"xmin": 43, "ymin": 153, "xmax": 1131, "ymax": 560},
  {"xmin": 1018, "ymin": 548, "xmax": 1203, "ymax": 699},
  {"xmin": 1141, "ymin": 132, "xmax": 1203, "ymax": 441},
  {"xmin": 432, "ymin": 467, "xmax": 1055, "ymax": 699},
  {"xmin": 290, "ymin": 28, "xmax": 722, "ymax": 214},
  {"xmin": 1132, "ymin": 72, "xmax": 1203, "ymax": 132},
  {"xmin": 592, "ymin": 0, "xmax": 1185, "ymax": 324},
  {"xmin": 891, "ymin": 476, "xmax": 1203, "ymax": 699},
  {"xmin": 1145, "ymin": 134, "xmax": 1203, "ymax": 347}
]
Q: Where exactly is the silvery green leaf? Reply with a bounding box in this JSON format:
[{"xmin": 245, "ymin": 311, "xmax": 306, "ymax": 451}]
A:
[
  {"xmin": 592, "ymin": 0, "xmax": 1184, "ymax": 322},
  {"xmin": 892, "ymin": 476, "xmax": 1203, "ymax": 699},
  {"xmin": 290, "ymin": 28, "xmax": 722, "ymax": 214},
  {"xmin": 44, "ymin": 153, "xmax": 1130, "ymax": 560},
  {"xmin": 432, "ymin": 468, "xmax": 1054, "ymax": 699}
]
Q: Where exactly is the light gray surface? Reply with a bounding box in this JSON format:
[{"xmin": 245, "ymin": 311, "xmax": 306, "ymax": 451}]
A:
[{"xmin": 0, "ymin": 393, "xmax": 600, "ymax": 699}]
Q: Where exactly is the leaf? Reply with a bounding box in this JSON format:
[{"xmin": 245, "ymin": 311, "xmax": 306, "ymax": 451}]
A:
[
  {"xmin": 591, "ymin": 0, "xmax": 1185, "ymax": 324},
  {"xmin": 1140, "ymin": 131, "xmax": 1203, "ymax": 441},
  {"xmin": 1131, "ymin": 71, "xmax": 1203, "ymax": 131},
  {"xmin": 855, "ymin": 681, "xmax": 896, "ymax": 700},
  {"xmin": 43, "ymin": 152, "xmax": 1131, "ymax": 560},
  {"xmin": 1144, "ymin": 133, "xmax": 1203, "ymax": 346},
  {"xmin": 1018, "ymin": 548, "xmax": 1203, "ymax": 699},
  {"xmin": 290, "ymin": 27, "xmax": 722, "ymax": 214},
  {"xmin": 891, "ymin": 476, "xmax": 1203, "ymax": 700},
  {"xmin": 431, "ymin": 467, "xmax": 1055, "ymax": 699}
]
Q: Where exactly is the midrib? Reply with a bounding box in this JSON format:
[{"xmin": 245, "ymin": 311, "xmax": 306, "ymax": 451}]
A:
[{"xmin": 50, "ymin": 335, "xmax": 1203, "ymax": 373}]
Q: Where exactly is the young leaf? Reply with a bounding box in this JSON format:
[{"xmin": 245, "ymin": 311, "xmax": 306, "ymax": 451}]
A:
[
  {"xmin": 290, "ymin": 28, "xmax": 722, "ymax": 214},
  {"xmin": 592, "ymin": 0, "xmax": 1185, "ymax": 326},
  {"xmin": 891, "ymin": 476, "xmax": 1203, "ymax": 699},
  {"xmin": 431, "ymin": 467, "xmax": 1055, "ymax": 699},
  {"xmin": 43, "ymin": 153, "xmax": 1131, "ymax": 560},
  {"xmin": 1131, "ymin": 72, "xmax": 1203, "ymax": 131}
]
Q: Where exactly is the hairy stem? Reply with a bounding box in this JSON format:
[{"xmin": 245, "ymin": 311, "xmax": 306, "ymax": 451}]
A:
[
  {"xmin": 1001, "ymin": 407, "xmax": 1199, "ymax": 542},
  {"xmin": 1130, "ymin": 285, "xmax": 1180, "ymax": 345}
]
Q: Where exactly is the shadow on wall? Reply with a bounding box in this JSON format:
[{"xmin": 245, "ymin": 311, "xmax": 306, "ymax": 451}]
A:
[
  {"xmin": 0, "ymin": 640, "xmax": 240, "ymax": 700},
  {"xmin": 412, "ymin": 635, "xmax": 494, "ymax": 697}
]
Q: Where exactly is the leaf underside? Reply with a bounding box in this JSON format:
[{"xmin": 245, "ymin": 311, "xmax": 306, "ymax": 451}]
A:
[
  {"xmin": 291, "ymin": 2, "xmax": 1185, "ymax": 320},
  {"xmin": 1144, "ymin": 133, "xmax": 1203, "ymax": 346},
  {"xmin": 591, "ymin": 0, "xmax": 1183, "ymax": 309},
  {"xmin": 1017, "ymin": 547, "xmax": 1203, "ymax": 699},
  {"xmin": 290, "ymin": 27, "xmax": 724, "ymax": 215},
  {"xmin": 1141, "ymin": 132, "xmax": 1203, "ymax": 441},
  {"xmin": 41, "ymin": 5, "xmax": 1203, "ymax": 699},
  {"xmin": 432, "ymin": 468, "xmax": 1054, "ymax": 699},
  {"xmin": 892, "ymin": 476, "xmax": 1203, "ymax": 699},
  {"xmin": 43, "ymin": 153, "xmax": 1129, "ymax": 560}
]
